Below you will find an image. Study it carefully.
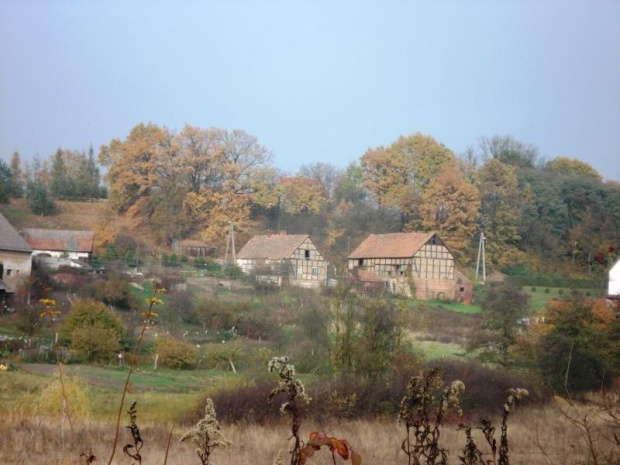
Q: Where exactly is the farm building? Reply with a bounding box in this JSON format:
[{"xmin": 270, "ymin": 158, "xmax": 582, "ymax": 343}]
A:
[
  {"xmin": 236, "ymin": 233, "xmax": 327, "ymax": 288},
  {"xmin": 21, "ymin": 228, "xmax": 94, "ymax": 260},
  {"xmin": 609, "ymin": 257, "xmax": 620, "ymax": 300},
  {"xmin": 0, "ymin": 213, "xmax": 32, "ymax": 296},
  {"xmin": 172, "ymin": 239, "xmax": 216, "ymax": 258},
  {"xmin": 348, "ymin": 231, "xmax": 472, "ymax": 301}
]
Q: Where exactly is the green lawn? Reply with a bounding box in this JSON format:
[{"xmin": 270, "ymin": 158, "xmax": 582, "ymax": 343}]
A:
[
  {"xmin": 1, "ymin": 364, "xmax": 242, "ymax": 421},
  {"xmin": 410, "ymin": 340, "xmax": 468, "ymax": 361},
  {"xmin": 426, "ymin": 300, "xmax": 483, "ymax": 314},
  {"xmin": 522, "ymin": 287, "xmax": 605, "ymax": 312}
]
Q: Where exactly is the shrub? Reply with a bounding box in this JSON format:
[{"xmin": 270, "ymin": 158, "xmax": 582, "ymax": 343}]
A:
[
  {"xmin": 91, "ymin": 274, "xmax": 139, "ymax": 310},
  {"xmin": 61, "ymin": 299, "xmax": 125, "ymax": 362},
  {"xmin": 154, "ymin": 336, "xmax": 197, "ymax": 369},
  {"xmin": 544, "ymin": 288, "xmax": 550, "ymax": 293}
]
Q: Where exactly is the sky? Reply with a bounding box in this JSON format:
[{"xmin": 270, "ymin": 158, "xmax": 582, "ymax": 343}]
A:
[{"xmin": 1, "ymin": 0, "xmax": 619, "ymax": 180}]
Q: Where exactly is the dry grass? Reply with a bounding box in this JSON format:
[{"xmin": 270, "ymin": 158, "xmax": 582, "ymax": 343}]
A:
[{"xmin": 1, "ymin": 403, "xmax": 617, "ymax": 464}]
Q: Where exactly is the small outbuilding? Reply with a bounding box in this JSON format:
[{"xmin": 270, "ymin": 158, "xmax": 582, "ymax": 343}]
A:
[
  {"xmin": 21, "ymin": 228, "xmax": 94, "ymax": 260},
  {"xmin": 0, "ymin": 213, "xmax": 32, "ymax": 296},
  {"xmin": 236, "ymin": 233, "xmax": 327, "ymax": 288}
]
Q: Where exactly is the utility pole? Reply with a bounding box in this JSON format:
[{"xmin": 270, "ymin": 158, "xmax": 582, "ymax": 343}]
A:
[
  {"xmin": 475, "ymin": 232, "xmax": 486, "ymax": 283},
  {"xmin": 224, "ymin": 222, "xmax": 236, "ymax": 265}
]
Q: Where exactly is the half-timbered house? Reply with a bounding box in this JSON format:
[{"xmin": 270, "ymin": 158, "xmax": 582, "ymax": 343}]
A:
[
  {"xmin": 348, "ymin": 231, "xmax": 467, "ymax": 301},
  {"xmin": 236, "ymin": 233, "xmax": 327, "ymax": 288}
]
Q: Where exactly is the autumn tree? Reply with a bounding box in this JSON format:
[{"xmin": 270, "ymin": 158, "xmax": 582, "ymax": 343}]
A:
[
  {"xmin": 360, "ymin": 133, "xmax": 457, "ymax": 225},
  {"xmin": 277, "ymin": 176, "xmax": 326, "ymax": 214},
  {"xmin": 100, "ymin": 123, "xmax": 273, "ymax": 244},
  {"xmin": 9, "ymin": 151, "xmax": 24, "ymax": 198},
  {"xmin": 420, "ymin": 167, "xmax": 480, "ymax": 254},
  {"xmin": 546, "ymin": 157, "xmax": 602, "ymax": 181},
  {"xmin": 540, "ymin": 293, "xmax": 619, "ymax": 392}
]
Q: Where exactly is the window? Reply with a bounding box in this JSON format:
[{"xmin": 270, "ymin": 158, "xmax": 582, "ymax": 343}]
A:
[
  {"xmin": 358, "ymin": 259, "xmax": 364, "ymax": 267},
  {"xmin": 304, "ymin": 250, "xmax": 310, "ymax": 259},
  {"xmin": 6, "ymin": 269, "xmax": 12, "ymax": 276},
  {"xmin": 312, "ymin": 267, "xmax": 318, "ymax": 276},
  {"xmin": 459, "ymin": 287, "xmax": 465, "ymax": 292}
]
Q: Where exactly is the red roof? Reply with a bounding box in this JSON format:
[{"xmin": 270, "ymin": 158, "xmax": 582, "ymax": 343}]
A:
[
  {"xmin": 237, "ymin": 234, "xmax": 310, "ymax": 260},
  {"xmin": 22, "ymin": 229, "xmax": 94, "ymax": 253},
  {"xmin": 348, "ymin": 232, "xmax": 437, "ymax": 259}
]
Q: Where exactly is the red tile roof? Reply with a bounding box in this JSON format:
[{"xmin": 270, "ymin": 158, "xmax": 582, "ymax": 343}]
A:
[
  {"xmin": 348, "ymin": 232, "xmax": 437, "ymax": 259},
  {"xmin": 22, "ymin": 229, "xmax": 94, "ymax": 253},
  {"xmin": 237, "ymin": 234, "xmax": 310, "ymax": 260}
]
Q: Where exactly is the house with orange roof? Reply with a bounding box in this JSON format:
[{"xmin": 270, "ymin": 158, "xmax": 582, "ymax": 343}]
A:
[
  {"xmin": 236, "ymin": 232, "xmax": 327, "ymax": 288},
  {"xmin": 348, "ymin": 231, "xmax": 472, "ymax": 302},
  {"xmin": 21, "ymin": 228, "xmax": 94, "ymax": 260}
]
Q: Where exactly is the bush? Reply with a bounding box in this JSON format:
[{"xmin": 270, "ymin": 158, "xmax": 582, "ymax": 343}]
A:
[
  {"xmin": 90, "ymin": 274, "xmax": 139, "ymax": 310},
  {"xmin": 61, "ymin": 299, "xmax": 125, "ymax": 362},
  {"xmin": 154, "ymin": 336, "xmax": 197, "ymax": 369}
]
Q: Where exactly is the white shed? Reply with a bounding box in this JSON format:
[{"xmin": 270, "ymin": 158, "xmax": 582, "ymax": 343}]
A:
[{"xmin": 609, "ymin": 258, "xmax": 620, "ymax": 298}]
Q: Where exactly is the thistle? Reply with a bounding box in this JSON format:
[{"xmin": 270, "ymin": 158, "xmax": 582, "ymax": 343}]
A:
[{"xmin": 180, "ymin": 398, "xmax": 231, "ymax": 465}]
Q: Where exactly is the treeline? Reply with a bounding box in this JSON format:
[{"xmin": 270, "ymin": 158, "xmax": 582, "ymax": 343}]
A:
[
  {"xmin": 3, "ymin": 123, "xmax": 619, "ymax": 277},
  {"xmin": 0, "ymin": 147, "xmax": 105, "ymax": 214},
  {"xmin": 98, "ymin": 123, "xmax": 620, "ymax": 278}
]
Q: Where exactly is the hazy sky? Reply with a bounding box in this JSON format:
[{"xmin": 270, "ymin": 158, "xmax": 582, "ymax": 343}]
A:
[{"xmin": 1, "ymin": 0, "xmax": 619, "ymax": 179}]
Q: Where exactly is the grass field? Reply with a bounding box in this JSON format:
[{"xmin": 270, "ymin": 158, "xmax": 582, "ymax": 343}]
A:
[
  {"xmin": 1, "ymin": 401, "xmax": 617, "ymax": 464},
  {"xmin": 522, "ymin": 286, "xmax": 606, "ymax": 312},
  {"xmin": 426, "ymin": 299, "xmax": 483, "ymax": 314}
]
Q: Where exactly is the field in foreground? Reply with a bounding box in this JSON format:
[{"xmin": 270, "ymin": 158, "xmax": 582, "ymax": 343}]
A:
[{"xmin": 1, "ymin": 402, "xmax": 618, "ymax": 465}]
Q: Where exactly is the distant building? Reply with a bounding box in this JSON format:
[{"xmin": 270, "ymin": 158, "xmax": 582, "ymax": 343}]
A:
[
  {"xmin": 348, "ymin": 231, "xmax": 470, "ymax": 302},
  {"xmin": 0, "ymin": 213, "xmax": 32, "ymax": 296},
  {"xmin": 172, "ymin": 239, "xmax": 216, "ymax": 258},
  {"xmin": 21, "ymin": 229, "xmax": 94, "ymax": 260},
  {"xmin": 236, "ymin": 233, "xmax": 327, "ymax": 288}
]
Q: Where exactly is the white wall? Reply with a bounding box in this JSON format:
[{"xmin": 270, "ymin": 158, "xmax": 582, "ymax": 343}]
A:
[{"xmin": 609, "ymin": 261, "xmax": 620, "ymax": 296}]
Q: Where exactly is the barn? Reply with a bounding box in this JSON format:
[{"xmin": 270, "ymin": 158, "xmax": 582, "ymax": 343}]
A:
[
  {"xmin": 21, "ymin": 228, "xmax": 94, "ymax": 260},
  {"xmin": 236, "ymin": 233, "xmax": 327, "ymax": 288},
  {"xmin": 348, "ymin": 231, "xmax": 471, "ymax": 301}
]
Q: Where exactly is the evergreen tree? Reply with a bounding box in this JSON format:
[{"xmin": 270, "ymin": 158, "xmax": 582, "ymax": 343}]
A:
[
  {"xmin": 0, "ymin": 159, "xmax": 12, "ymax": 204},
  {"xmin": 27, "ymin": 180, "xmax": 55, "ymax": 215},
  {"xmin": 50, "ymin": 148, "xmax": 74, "ymax": 199}
]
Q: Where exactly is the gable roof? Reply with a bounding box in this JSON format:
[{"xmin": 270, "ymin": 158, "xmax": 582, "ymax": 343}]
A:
[
  {"xmin": 21, "ymin": 228, "xmax": 94, "ymax": 253},
  {"xmin": 0, "ymin": 213, "xmax": 32, "ymax": 253},
  {"xmin": 237, "ymin": 234, "xmax": 310, "ymax": 260},
  {"xmin": 348, "ymin": 232, "xmax": 438, "ymax": 259}
]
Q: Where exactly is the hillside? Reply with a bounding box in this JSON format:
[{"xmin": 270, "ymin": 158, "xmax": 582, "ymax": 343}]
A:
[{"xmin": 0, "ymin": 199, "xmax": 149, "ymax": 253}]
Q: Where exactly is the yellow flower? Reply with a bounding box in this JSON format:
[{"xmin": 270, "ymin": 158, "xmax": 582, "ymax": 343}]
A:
[
  {"xmin": 145, "ymin": 297, "xmax": 164, "ymax": 306},
  {"xmin": 0, "ymin": 364, "xmax": 8, "ymax": 371},
  {"xmin": 39, "ymin": 298, "xmax": 57, "ymax": 306}
]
